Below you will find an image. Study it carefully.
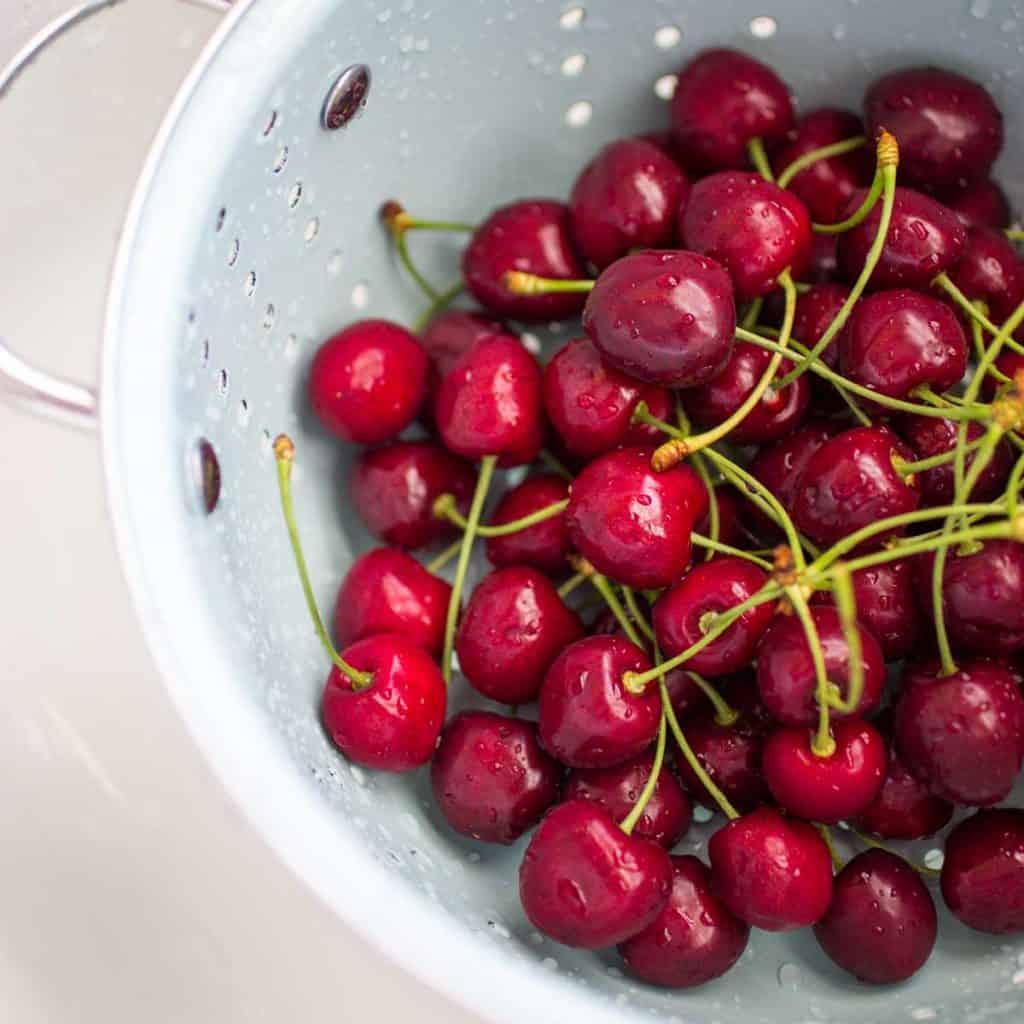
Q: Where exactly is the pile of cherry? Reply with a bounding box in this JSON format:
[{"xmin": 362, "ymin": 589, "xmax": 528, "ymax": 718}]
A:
[{"xmin": 276, "ymin": 48, "xmax": 1024, "ymax": 990}]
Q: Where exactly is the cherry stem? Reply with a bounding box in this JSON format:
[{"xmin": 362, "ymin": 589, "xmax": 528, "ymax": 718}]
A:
[
  {"xmin": 592, "ymin": 573, "xmax": 645, "ymax": 653},
  {"xmin": 619, "ymin": 712, "xmax": 667, "ymax": 835},
  {"xmin": 623, "ymin": 586, "xmax": 657, "ymax": 645},
  {"xmin": 1007, "ymin": 452, "xmax": 1024, "ymax": 521},
  {"xmin": 412, "ymin": 281, "xmax": 465, "ymax": 333},
  {"xmin": 747, "ymin": 137, "xmax": 775, "ymax": 181},
  {"xmin": 273, "ymin": 436, "xmax": 373, "ymax": 691},
  {"xmin": 740, "ymin": 297, "xmax": 764, "ymax": 331},
  {"xmin": 692, "ymin": 531, "xmax": 773, "ymax": 569},
  {"xmin": 691, "ymin": 452, "xmax": 720, "ymax": 560},
  {"xmin": 895, "ymin": 436, "xmax": 986, "ymax": 475},
  {"xmin": 817, "ymin": 824, "xmax": 844, "ymax": 873},
  {"xmin": 395, "ymin": 231, "xmax": 442, "ymax": 302},
  {"xmin": 933, "ymin": 275, "xmax": 1024, "ymax": 357},
  {"xmin": 849, "ymin": 828, "xmax": 941, "ymax": 878},
  {"xmin": 828, "ymin": 563, "xmax": 865, "ymax": 715},
  {"xmin": 813, "ymin": 166, "xmax": 884, "ymax": 235},
  {"xmin": 557, "ymin": 571, "xmax": 587, "ymax": 598},
  {"xmin": 776, "ymin": 135, "xmax": 867, "ymax": 190},
  {"xmin": 537, "ymin": 448, "xmax": 574, "ymax": 481},
  {"xmin": 786, "ymin": 585, "xmax": 836, "ymax": 758},
  {"xmin": 501, "ymin": 271, "xmax": 595, "ymax": 296},
  {"xmin": 426, "ymin": 538, "xmax": 462, "ymax": 574},
  {"xmin": 434, "ymin": 494, "xmax": 568, "ymax": 537},
  {"xmin": 1007, "ymin": 229, "xmax": 1024, "ymax": 241},
  {"xmin": 970, "ymin": 317, "xmax": 1013, "ymax": 387},
  {"xmin": 687, "ymin": 671, "xmax": 739, "ymax": 727},
  {"xmin": 380, "ymin": 202, "xmax": 476, "ymax": 236}
]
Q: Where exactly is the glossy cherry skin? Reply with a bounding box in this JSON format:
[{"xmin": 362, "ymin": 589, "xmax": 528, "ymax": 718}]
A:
[
  {"xmin": 854, "ymin": 748, "xmax": 953, "ymax": 840},
  {"xmin": 807, "ymin": 232, "xmax": 840, "ymax": 283},
  {"xmin": 430, "ymin": 711, "xmax": 560, "ymax": 844},
  {"xmin": 793, "ymin": 425, "xmax": 920, "ymax": 550},
  {"xmin": 762, "ymin": 719, "xmax": 887, "ymax": 824},
  {"xmin": 894, "ymin": 658, "xmax": 1024, "ymax": 806},
  {"xmin": 419, "ymin": 309, "xmax": 504, "ymax": 378},
  {"xmin": 463, "ymin": 199, "xmax": 587, "ymax": 321},
  {"xmin": 456, "ymin": 567, "xmax": 583, "ymax": 705},
  {"xmin": 838, "ymin": 186, "xmax": 966, "ymax": 290},
  {"xmin": 564, "ymin": 748, "xmax": 692, "ymax": 849},
  {"xmin": 757, "ymin": 605, "xmax": 886, "ymax": 726},
  {"xmin": 864, "ymin": 67, "xmax": 1003, "ymax": 191},
  {"xmin": 566, "ymin": 447, "xmax": 708, "ymax": 590},
  {"xmin": 434, "ymin": 335, "xmax": 543, "ymax": 467},
  {"xmin": 538, "ymin": 635, "xmax": 660, "ymax": 769},
  {"xmin": 334, "ymin": 548, "xmax": 451, "ymax": 656},
  {"xmin": 670, "ymin": 48, "xmax": 794, "ymax": 171},
  {"xmin": 793, "ymin": 284, "xmax": 851, "ymax": 368},
  {"xmin": 709, "ymin": 806, "xmax": 833, "ymax": 932},
  {"xmin": 350, "ymin": 441, "xmax": 476, "ymax": 550},
  {"xmin": 569, "ymin": 138, "xmax": 689, "ymax": 270},
  {"xmin": 946, "ymin": 177, "xmax": 1010, "ymax": 230},
  {"xmin": 681, "ymin": 172, "xmax": 812, "ymax": 301},
  {"xmin": 653, "ymin": 557, "xmax": 774, "ymax": 677},
  {"xmin": 946, "ymin": 225, "xmax": 1024, "ymax": 323},
  {"xmin": 941, "ymin": 809, "xmax": 1024, "ymax": 934},
  {"xmin": 814, "ymin": 849, "xmax": 937, "ymax": 984},
  {"xmin": 619, "ymin": 855, "xmax": 750, "ymax": 988},
  {"xmin": 485, "ymin": 474, "xmax": 571, "ymax": 575},
  {"xmin": 308, "ymin": 319, "xmax": 428, "ymax": 443},
  {"xmin": 320, "ymin": 634, "xmax": 446, "ymax": 772},
  {"xmin": 582, "ymin": 250, "xmax": 736, "ymax": 388}
]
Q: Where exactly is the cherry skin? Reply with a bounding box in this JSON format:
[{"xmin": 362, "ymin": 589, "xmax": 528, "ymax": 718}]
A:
[
  {"xmin": 695, "ymin": 486, "xmax": 751, "ymax": 550},
  {"xmin": 485, "ymin": 474, "xmax": 571, "ymax": 575},
  {"xmin": 680, "ymin": 172, "xmax": 812, "ymax": 301},
  {"xmin": 519, "ymin": 799, "xmax": 673, "ymax": 948},
  {"xmin": 946, "ymin": 225, "xmax": 1024, "ymax": 323},
  {"xmin": 670, "ymin": 48, "xmax": 794, "ymax": 171},
  {"xmin": 419, "ymin": 309, "xmax": 504, "ymax": 378},
  {"xmin": 334, "ymin": 548, "xmax": 451, "ymax": 656},
  {"xmin": 564, "ymin": 748, "xmax": 692, "ymax": 849},
  {"xmin": 814, "ymin": 849, "xmax": 937, "ymax": 984},
  {"xmin": 985, "ymin": 350, "xmax": 1024, "ymax": 402},
  {"xmin": 854, "ymin": 747, "xmax": 953, "ymax": 841},
  {"xmin": 756, "ymin": 605, "xmax": 886, "ymax": 726},
  {"xmin": 569, "ymin": 138, "xmax": 689, "ymax": 270},
  {"xmin": 463, "ymin": 199, "xmax": 587, "ymax": 321},
  {"xmin": 538, "ymin": 635, "xmax": 661, "ymax": 769},
  {"xmin": 618, "ymin": 855, "xmax": 750, "ymax": 988},
  {"xmin": 864, "ymin": 66, "xmax": 1003, "ymax": 191},
  {"xmin": 793, "ymin": 284, "xmax": 851, "ymax": 369},
  {"xmin": 430, "ymin": 710, "xmax": 560, "ymax": 844},
  {"xmin": 582, "ymin": 250, "xmax": 736, "ymax": 388},
  {"xmin": 652, "ymin": 557, "xmax": 774, "ymax": 677},
  {"xmin": 308, "ymin": 319, "xmax": 429, "ymax": 443},
  {"xmin": 946, "ymin": 177, "xmax": 1010, "ymax": 230},
  {"xmin": 320, "ymin": 634, "xmax": 446, "ymax": 772},
  {"xmin": 806, "ymin": 232, "xmax": 841, "ymax": 283},
  {"xmin": 941, "ymin": 809, "xmax": 1024, "ymax": 934},
  {"xmin": 708, "ymin": 806, "xmax": 834, "ymax": 931},
  {"xmin": 565, "ymin": 447, "xmax": 709, "ymax": 590}
]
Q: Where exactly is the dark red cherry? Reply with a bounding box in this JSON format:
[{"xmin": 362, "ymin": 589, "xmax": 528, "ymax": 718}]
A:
[
  {"xmin": 681, "ymin": 172, "xmax": 812, "ymax": 301},
  {"xmin": 762, "ymin": 719, "xmax": 887, "ymax": 824},
  {"xmin": 519, "ymin": 799, "xmax": 672, "ymax": 948},
  {"xmin": 334, "ymin": 548, "xmax": 451, "ymax": 656},
  {"xmin": 582, "ymin": 250, "xmax": 736, "ymax": 388},
  {"xmin": 434, "ymin": 335, "xmax": 543, "ymax": 466},
  {"xmin": 814, "ymin": 849, "xmax": 937, "ymax": 984},
  {"xmin": 895, "ymin": 658, "xmax": 1024, "ymax": 806},
  {"xmin": 419, "ymin": 309, "xmax": 504, "ymax": 378},
  {"xmin": 854, "ymin": 747, "xmax": 953, "ymax": 840},
  {"xmin": 709, "ymin": 806, "xmax": 833, "ymax": 931},
  {"xmin": 946, "ymin": 225, "xmax": 1024, "ymax": 323},
  {"xmin": 538, "ymin": 635, "xmax": 660, "ymax": 769},
  {"xmin": 695, "ymin": 486, "xmax": 750, "ymax": 550},
  {"xmin": 564, "ymin": 748, "xmax": 692, "ymax": 849},
  {"xmin": 864, "ymin": 67, "xmax": 1003, "ymax": 191},
  {"xmin": 485, "ymin": 474, "xmax": 571, "ymax": 575},
  {"xmin": 985, "ymin": 350, "xmax": 1024, "ymax": 401},
  {"xmin": 463, "ymin": 199, "xmax": 587, "ymax": 321},
  {"xmin": 566, "ymin": 447, "xmax": 708, "ymax": 590},
  {"xmin": 757, "ymin": 605, "xmax": 886, "ymax": 726},
  {"xmin": 619, "ymin": 855, "xmax": 750, "ymax": 988},
  {"xmin": 793, "ymin": 284, "xmax": 851, "ymax": 369},
  {"xmin": 569, "ymin": 138, "xmax": 689, "ymax": 270},
  {"xmin": 941, "ymin": 809, "xmax": 1024, "ymax": 934},
  {"xmin": 430, "ymin": 711, "xmax": 560, "ymax": 844},
  {"xmin": 456, "ymin": 567, "xmax": 583, "ymax": 705},
  {"xmin": 945, "ymin": 177, "xmax": 1010, "ymax": 230},
  {"xmin": 309, "ymin": 319, "xmax": 429, "ymax": 443},
  {"xmin": 670, "ymin": 48, "xmax": 794, "ymax": 171},
  {"xmin": 806, "ymin": 232, "xmax": 841, "ymax": 283},
  {"xmin": 320, "ymin": 634, "xmax": 446, "ymax": 772}
]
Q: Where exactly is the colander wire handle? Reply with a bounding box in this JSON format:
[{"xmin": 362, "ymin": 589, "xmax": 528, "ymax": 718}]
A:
[{"xmin": 0, "ymin": 0, "xmax": 233, "ymax": 432}]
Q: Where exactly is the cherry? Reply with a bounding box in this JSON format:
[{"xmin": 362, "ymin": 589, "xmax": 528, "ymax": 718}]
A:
[
  {"xmin": 565, "ymin": 447, "xmax": 708, "ymax": 590},
  {"xmin": 430, "ymin": 710, "xmax": 560, "ymax": 844},
  {"xmin": 581, "ymin": 250, "xmax": 736, "ymax": 388},
  {"xmin": 757, "ymin": 605, "xmax": 886, "ymax": 726},
  {"xmin": 946, "ymin": 225, "xmax": 1024, "ymax": 323},
  {"xmin": 308, "ymin": 319, "xmax": 429, "ymax": 443},
  {"xmin": 568, "ymin": 138, "xmax": 689, "ymax": 270},
  {"xmin": 680, "ymin": 172, "xmax": 812, "ymax": 301},
  {"xmin": 894, "ymin": 658, "xmax": 1024, "ymax": 806},
  {"xmin": 485, "ymin": 474, "xmax": 571, "ymax": 575},
  {"xmin": 538, "ymin": 634, "xmax": 660, "ymax": 769},
  {"xmin": 854, "ymin": 747, "xmax": 953, "ymax": 840},
  {"xmin": 455, "ymin": 567, "xmax": 583, "ymax": 705},
  {"xmin": 814, "ymin": 849, "xmax": 937, "ymax": 984},
  {"xmin": 807, "ymin": 232, "xmax": 841, "ymax": 283},
  {"xmin": 695, "ymin": 486, "xmax": 750, "ymax": 550},
  {"xmin": 985, "ymin": 350, "xmax": 1024, "ymax": 401},
  {"xmin": 463, "ymin": 199, "xmax": 587, "ymax": 321},
  {"xmin": 519, "ymin": 799, "xmax": 673, "ymax": 948},
  {"xmin": 945, "ymin": 177, "xmax": 1010, "ymax": 230},
  {"xmin": 708, "ymin": 806, "xmax": 833, "ymax": 931},
  {"xmin": 419, "ymin": 309, "xmax": 504, "ymax": 378},
  {"xmin": 941, "ymin": 809, "xmax": 1024, "ymax": 934},
  {"xmin": 793, "ymin": 285, "xmax": 851, "ymax": 369},
  {"xmin": 334, "ymin": 548, "xmax": 451, "ymax": 656},
  {"xmin": 864, "ymin": 66, "xmax": 1003, "ymax": 192},
  {"xmin": 564, "ymin": 748, "xmax": 692, "ymax": 849},
  {"xmin": 618, "ymin": 855, "xmax": 750, "ymax": 988},
  {"xmin": 670, "ymin": 48, "xmax": 795, "ymax": 171}
]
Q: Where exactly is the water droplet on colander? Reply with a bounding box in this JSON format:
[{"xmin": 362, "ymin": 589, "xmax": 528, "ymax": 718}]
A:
[
  {"xmin": 924, "ymin": 848, "xmax": 945, "ymax": 870},
  {"xmin": 654, "ymin": 25, "xmax": 681, "ymax": 49},
  {"xmin": 565, "ymin": 100, "xmax": 593, "ymax": 127},
  {"xmin": 693, "ymin": 804, "xmax": 714, "ymax": 823},
  {"xmin": 541, "ymin": 956, "xmax": 559, "ymax": 971},
  {"xmin": 284, "ymin": 333, "xmax": 299, "ymax": 363},
  {"xmin": 971, "ymin": 0, "xmax": 992, "ymax": 18},
  {"xmin": 749, "ymin": 15, "xmax": 778, "ymax": 39},
  {"xmin": 910, "ymin": 1009, "xmax": 937, "ymax": 1021},
  {"xmin": 832, "ymin": 23, "xmax": 847, "ymax": 40},
  {"xmin": 654, "ymin": 74, "xmax": 677, "ymax": 100},
  {"xmin": 326, "ymin": 249, "xmax": 344, "ymax": 276},
  {"xmin": 351, "ymin": 281, "xmax": 370, "ymax": 309},
  {"xmin": 777, "ymin": 962, "xmax": 802, "ymax": 988},
  {"xmin": 376, "ymin": 8, "xmax": 392, "ymax": 23},
  {"xmin": 561, "ymin": 53, "xmax": 587, "ymax": 77},
  {"xmin": 559, "ymin": 6, "xmax": 585, "ymax": 30},
  {"xmin": 521, "ymin": 331, "xmax": 542, "ymax": 354}
]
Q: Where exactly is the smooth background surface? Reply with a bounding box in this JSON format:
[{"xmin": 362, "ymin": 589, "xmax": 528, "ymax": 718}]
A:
[{"xmin": 0, "ymin": 2, "xmax": 473, "ymax": 1020}]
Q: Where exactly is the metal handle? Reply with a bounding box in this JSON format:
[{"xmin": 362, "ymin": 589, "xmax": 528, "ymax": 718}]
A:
[{"xmin": 0, "ymin": 0, "xmax": 233, "ymax": 431}]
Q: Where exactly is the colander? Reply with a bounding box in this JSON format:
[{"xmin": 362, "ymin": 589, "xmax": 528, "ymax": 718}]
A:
[{"xmin": 4, "ymin": 0, "xmax": 1024, "ymax": 1021}]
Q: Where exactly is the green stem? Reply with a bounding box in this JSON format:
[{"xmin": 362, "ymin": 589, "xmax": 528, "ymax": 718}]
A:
[
  {"xmin": 502, "ymin": 271, "xmax": 595, "ymax": 295},
  {"xmin": 1007, "ymin": 452, "xmax": 1024, "ymax": 521},
  {"xmin": 557, "ymin": 572, "xmax": 587, "ymax": 598},
  {"xmin": 586, "ymin": 570, "xmax": 644, "ymax": 650},
  {"xmin": 434, "ymin": 495, "xmax": 568, "ymax": 537},
  {"xmin": 686, "ymin": 672, "xmax": 739, "ymax": 726},
  {"xmin": 1007, "ymin": 229, "xmax": 1024, "ymax": 241},
  {"xmin": 813, "ymin": 168, "xmax": 883, "ymax": 235},
  {"xmin": 818, "ymin": 824, "xmax": 844, "ymax": 873},
  {"xmin": 850, "ymin": 829, "xmax": 941, "ymax": 878},
  {"xmin": 412, "ymin": 281, "xmax": 465, "ymax": 333},
  {"xmin": 692, "ymin": 532, "xmax": 773, "ymax": 569},
  {"xmin": 692, "ymin": 453, "xmax": 719, "ymax": 561},
  {"xmin": 777, "ymin": 136, "xmax": 867, "ymax": 190},
  {"xmin": 933, "ymin": 274, "xmax": 1024, "ymax": 357},
  {"xmin": 619, "ymin": 713, "xmax": 667, "ymax": 834},
  {"xmin": 747, "ymin": 137, "xmax": 775, "ymax": 181},
  {"xmin": 401, "ymin": 217, "xmax": 477, "ymax": 233},
  {"xmin": 426, "ymin": 538, "xmax": 462, "ymax": 574},
  {"xmin": 789, "ymin": 586, "xmax": 837, "ymax": 758},
  {"xmin": 396, "ymin": 231, "xmax": 440, "ymax": 301},
  {"xmin": 623, "ymin": 587, "xmax": 656, "ymax": 645},
  {"xmin": 740, "ymin": 297, "xmax": 764, "ymax": 331},
  {"xmin": 896, "ymin": 436, "xmax": 986, "ymax": 475},
  {"xmin": 828, "ymin": 564, "xmax": 864, "ymax": 715}
]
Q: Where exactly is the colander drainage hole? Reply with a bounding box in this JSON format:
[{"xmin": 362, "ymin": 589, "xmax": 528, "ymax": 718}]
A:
[
  {"xmin": 228, "ymin": 238, "xmax": 240, "ymax": 267},
  {"xmin": 305, "ymin": 217, "xmax": 320, "ymax": 243},
  {"xmin": 238, "ymin": 398, "xmax": 250, "ymax": 427},
  {"xmin": 262, "ymin": 109, "xmax": 278, "ymax": 138},
  {"xmin": 273, "ymin": 146, "xmax": 289, "ymax": 174},
  {"xmin": 564, "ymin": 100, "xmax": 592, "ymax": 127},
  {"xmin": 215, "ymin": 206, "xmax": 226, "ymax": 233},
  {"xmin": 263, "ymin": 303, "xmax": 276, "ymax": 329},
  {"xmin": 749, "ymin": 15, "xmax": 778, "ymax": 39},
  {"xmin": 560, "ymin": 53, "xmax": 586, "ymax": 77},
  {"xmin": 559, "ymin": 6, "xmax": 585, "ymax": 30},
  {"xmin": 654, "ymin": 25, "xmax": 681, "ymax": 49},
  {"xmin": 284, "ymin": 333, "xmax": 299, "ymax": 362},
  {"xmin": 288, "ymin": 182, "xmax": 303, "ymax": 209},
  {"xmin": 193, "ymin": 438, "xmax": 221, "ymax": 515},
  {"xmin": 200, "ymin": 339, "xmax": 210, "ymax": 367},
  {"xmin": 245, "ymin": 271, "xmax": 257, "ymax": 297},
  {"xmin": 217, "ymin": 369, "xmax": 229, "ymax": 395}
]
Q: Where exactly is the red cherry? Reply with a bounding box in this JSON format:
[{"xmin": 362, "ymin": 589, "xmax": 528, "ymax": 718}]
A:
[
  {"xmin": 806, "ymin": 232, "xmax": 841, "ymax": 283},
  {"xmin": 985, "ymin": 350, "xmax": 1024, "ymax": 401},
  {"xmin": 485, "ymin": 474, "xmax": 571, "ymax": 575},
  {"xmin": 854, "ymin": 747, "xmax": 953, "ymax": 841},
  {"xmin": 946, "ymin": 225, "xmax": 1024, "ymax": 323},
  {"xmin": 695, "ymin": 486, "xmax": 751, "ymax": 550},
  {"xmin": 793, "ymin": 284, "xmax": 851, "ymax": 369},
  {"xmin": 419, "ymin": 309, "xmax": 504, "ymax": 378},
  {"xmin": 945, "ymin": 177, "xmax": 1010, "ymax": 230},
  {"xmin": 430, "ymin": 710, "xmax": 560, "ymax": 844}
]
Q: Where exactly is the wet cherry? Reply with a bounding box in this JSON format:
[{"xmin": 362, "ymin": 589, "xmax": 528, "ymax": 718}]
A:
[
  {"xmin": 945, "ymin": 177, "xmax": 1010, "ymax": 230},
  {"xmin": 854, "ymin": 747, "xmax": 953, "ymax": 841},
  {"xmin": 419, "ymin": 309, "xmax": 505, "ymax": 378},
  {"xmin": 793, "ymin": 284, "xmax": 852, "ymax": 369},
  {"xmin": 485, "ymin": 474, "xmax": 572, "ymax": 575},
  {"xmin": 946, "ymin": 225, "xmax": 1024, "ymax": 323}
]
